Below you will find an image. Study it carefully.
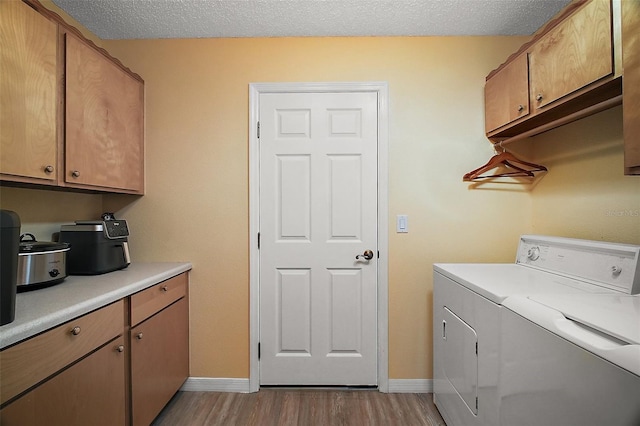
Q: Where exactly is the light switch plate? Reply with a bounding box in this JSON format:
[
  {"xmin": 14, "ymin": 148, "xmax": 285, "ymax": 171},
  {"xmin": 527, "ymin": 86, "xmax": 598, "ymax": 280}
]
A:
[{"xmin": 397, "ymin": 215, "xmax": 408, "ymax": 233}]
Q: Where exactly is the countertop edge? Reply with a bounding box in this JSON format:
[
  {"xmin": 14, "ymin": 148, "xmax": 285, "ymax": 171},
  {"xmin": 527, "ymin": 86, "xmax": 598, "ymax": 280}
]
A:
[{"xmin": 0, "ymin": 262, "xmax": 192, "ymax": 349}]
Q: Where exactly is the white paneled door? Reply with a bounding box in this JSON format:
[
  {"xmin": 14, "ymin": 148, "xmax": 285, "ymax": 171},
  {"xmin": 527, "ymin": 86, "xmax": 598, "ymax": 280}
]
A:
[{"xmin": 259, "ymin": 92, "xmax": 378, "ymax": 386}]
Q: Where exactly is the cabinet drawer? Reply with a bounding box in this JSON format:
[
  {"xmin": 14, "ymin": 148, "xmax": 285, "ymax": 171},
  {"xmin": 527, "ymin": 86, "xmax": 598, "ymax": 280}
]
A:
[
  {"xmin": 0, "ymin": 300, "xmax": 124, "ymax": 406},
  {"xmin": 130, "ymin": 273, "xmax": 187, "ymax": 327}
]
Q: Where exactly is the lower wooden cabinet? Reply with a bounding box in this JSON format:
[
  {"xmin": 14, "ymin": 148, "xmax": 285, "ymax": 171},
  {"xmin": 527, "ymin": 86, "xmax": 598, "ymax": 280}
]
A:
[
  {"xmin": 131, "ymin": 298, "xmax": 189, "ymax": 425},
  {"xmin": 0, "ymin": 336, "xmax": 127, "ymax": 426},
  {"xmin": 0, "ymin": 301, "xmax": 125, "ymax": 406},
  {"xmin": 0, "ymin": 272, "xmax": 189, "ymax": 426},
  {"xmin": 131, "ymin": 297, "xmax": 189, "ymax": 426}
]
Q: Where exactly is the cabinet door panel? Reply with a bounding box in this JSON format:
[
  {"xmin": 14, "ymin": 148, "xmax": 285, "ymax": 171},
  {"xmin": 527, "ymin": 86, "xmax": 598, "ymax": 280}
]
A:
[
  {"xmin": 623, "ymin": 0, "xmax": 640, "ymax": 174},
  {"xmin": 484, "ymin": 53, "xmax": 529, "ymax": 132},
  {"xmin": 65, "ymin": 34, "xmax": 144, "ymax": 192},
  {"xmin": 0, "ymin": 0, "xmax": 57, "ymax": 181},
  {"xmin": 131, "ymin": 298, "xmax": 189, "ymax": 426},
  {"xmin": 530, "ymin": 0, "xmax": 613, "ymax": 109},
  {"xmin": 0, "ymin": 337, "xmax": 126, "ymax": 426}
]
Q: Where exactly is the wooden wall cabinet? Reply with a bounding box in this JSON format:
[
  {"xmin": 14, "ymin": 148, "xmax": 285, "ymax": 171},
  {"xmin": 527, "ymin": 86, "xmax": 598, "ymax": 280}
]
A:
[
  {"xmin": 130, "ymin": 274, "xmax": 189, "ymax": 426},
  {"xmin": 622, "ymin": 0, "xmax": 640, "ymax": 174},
  {"xmin": 65, "ymin": 34, "xmax": 144, "ymax": 193},
  {"xmin": 484, "ymin": 53, "xmax": 530, "ymax": 133},
  {"xmin": 485, "ymin": 0, "xmax": 623, "ymax": 141},
  {"xmin": 484, "ymin": 0, "xmax": 639, "ymax": 176},
  {"xmin": 0, "ymin": 0, "xmax": 144, "ymax": 194},
  {"xmin": 0, "ymin": 0, "xmax": 59, "ymax": 183},
  {"xmin": 528, "ymin": 0, "xmax": 613, "ymax": 111}
]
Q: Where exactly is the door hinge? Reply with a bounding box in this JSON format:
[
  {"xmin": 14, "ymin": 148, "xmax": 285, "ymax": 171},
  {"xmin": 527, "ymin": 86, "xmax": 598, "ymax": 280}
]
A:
[
  {"xmin": 257, "ymin": 121, "xmax": 260, "ymax": 139},
  {"xmin": 377, "ymin": 250, "xmax": 380, "ymax": 259},
  {"xmin": 476, "ymin": 342, "xmax": 478, "ymax": 355},
  {"xmin": 257, "ymin": 232, "xmax": 260, "ymax": 249},
  {"xmin": 476, "ymin": 397, "xmax": 478, "ymax": 410},
  {"xmin": 258, "ymin": 342, "xmax": 261, "ymax": 360}
]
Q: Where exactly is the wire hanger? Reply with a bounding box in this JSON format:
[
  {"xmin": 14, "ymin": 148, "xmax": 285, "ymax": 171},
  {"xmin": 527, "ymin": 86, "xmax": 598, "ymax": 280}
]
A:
[{"xmin": 463, "ymin": 142, "xmax": 547, "ymax": 182}]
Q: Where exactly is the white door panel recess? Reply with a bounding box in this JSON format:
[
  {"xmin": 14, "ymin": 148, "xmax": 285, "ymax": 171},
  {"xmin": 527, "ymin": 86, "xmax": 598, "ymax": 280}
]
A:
[{"xmin": 259, "ymin": 92, "xmax": 378, "ymax": 385}]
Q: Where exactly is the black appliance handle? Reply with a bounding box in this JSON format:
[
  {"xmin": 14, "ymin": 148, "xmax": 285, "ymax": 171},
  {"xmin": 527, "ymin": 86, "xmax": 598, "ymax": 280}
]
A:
[{"xmin": 19, "ymin": 233, "xmax": 36, "ymax": 242}]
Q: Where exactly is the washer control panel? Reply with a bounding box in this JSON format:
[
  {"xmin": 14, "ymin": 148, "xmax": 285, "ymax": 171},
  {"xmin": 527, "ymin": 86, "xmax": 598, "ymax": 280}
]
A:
[{"xmin": 517, "ymin": 235, "xmax": 640, "ymax": 294}]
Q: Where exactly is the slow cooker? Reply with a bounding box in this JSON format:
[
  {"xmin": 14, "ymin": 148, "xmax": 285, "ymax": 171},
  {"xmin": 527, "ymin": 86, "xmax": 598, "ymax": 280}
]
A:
[{"xmin": 17, "ymin": 233, "xmax": 70, "ymax": 291}]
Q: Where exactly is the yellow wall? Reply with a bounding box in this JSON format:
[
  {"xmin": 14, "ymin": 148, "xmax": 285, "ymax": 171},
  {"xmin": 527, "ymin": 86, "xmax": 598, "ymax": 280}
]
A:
[
  {"xmin": 101, "ymin": 36, "xmax": 532, "ymax": 379},
  {"xmin": 0, "ymin": 187, "xmax": 102, "ymax": 240},
  {"xmin": 3, "ymin": 7, "xmax": 639, "ymax": 381},
  {"xmin": 529, "ymin": 106, "xmax": 640, "ymax": 243}
]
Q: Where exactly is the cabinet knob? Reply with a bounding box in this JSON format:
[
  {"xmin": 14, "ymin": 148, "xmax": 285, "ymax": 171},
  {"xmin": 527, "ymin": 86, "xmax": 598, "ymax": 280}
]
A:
[
  {"xmin": 161, "ymin": 285, "xmax": 168, "ymax": 292},
  {"xmin": 71, "ymin": 326, "xmax": 81, "ymax": 336},
  {"xmin": 116, "ymin": 345, "xmax": 125, "ymax": 353},
  {"xmin": 44, "ymin": 165, "xmax": 54, "ymax": 174},
  {"xmin": 71, "ymin": 170, "xmax": 80, "ymax": 178},
  {"xmin": 136, "ymin": 332, "xmax": 143, "ymax": 340},
  {"xmin": 535, "ymin": 94, "xmax": 543, "ymax": 102},
  {"xmin": 517, "ymin": 104, "xmax": 524, "ymax": 112}
]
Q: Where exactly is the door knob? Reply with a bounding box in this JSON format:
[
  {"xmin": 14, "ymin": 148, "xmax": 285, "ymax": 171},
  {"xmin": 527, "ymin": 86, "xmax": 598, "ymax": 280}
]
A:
[{"xmin": 356, "ymin": 250, "xmax": 374, "ymax": 260}]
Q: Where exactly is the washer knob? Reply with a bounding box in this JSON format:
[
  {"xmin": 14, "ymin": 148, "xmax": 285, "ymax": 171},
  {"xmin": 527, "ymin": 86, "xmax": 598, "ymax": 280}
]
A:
[
  {"xmin": 611, "ymin": 265, "xmax": 622, "ymax": 276},
  {"xmin": 527, "ymin": 246, "xmax": 540, "ymax": 261}
]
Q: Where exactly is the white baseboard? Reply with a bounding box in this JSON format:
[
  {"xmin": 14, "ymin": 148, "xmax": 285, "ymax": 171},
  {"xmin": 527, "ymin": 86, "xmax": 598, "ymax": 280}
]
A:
[
  {"xmin": 181, "ymin": 377, "xmax": 431, "ymax": 394},
  {"xmin": 387, "ymin": 379, "xmax": 433, "ymax": 393},
  {"xmin": 181, "ymin": 377, "xmax": 252, "ymax": 393}
]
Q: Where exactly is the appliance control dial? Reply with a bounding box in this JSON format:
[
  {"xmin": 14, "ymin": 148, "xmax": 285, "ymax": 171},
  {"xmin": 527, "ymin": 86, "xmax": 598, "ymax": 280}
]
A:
[
  {"xmin": 49, "ymin": 268, "xmax": 60, "ymax": 277},
  {"xmin": 527, "ymin": 246, "xmax": 540, "ymax": 261},
  {"xmin": 611, "ymin": 265, "xmax": 622, "ymax": 276}
]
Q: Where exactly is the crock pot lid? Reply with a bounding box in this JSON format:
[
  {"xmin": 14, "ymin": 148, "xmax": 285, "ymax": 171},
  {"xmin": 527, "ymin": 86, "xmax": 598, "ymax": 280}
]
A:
[{"xmin": 19, "ymin": 239, "xmax": 70, "ymax": 253}]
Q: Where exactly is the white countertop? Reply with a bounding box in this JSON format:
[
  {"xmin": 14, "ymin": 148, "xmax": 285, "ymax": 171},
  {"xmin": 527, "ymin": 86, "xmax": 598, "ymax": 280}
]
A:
[{"xmin": 0, "ymin": 262, "xmax": 192, "ymax": 349}]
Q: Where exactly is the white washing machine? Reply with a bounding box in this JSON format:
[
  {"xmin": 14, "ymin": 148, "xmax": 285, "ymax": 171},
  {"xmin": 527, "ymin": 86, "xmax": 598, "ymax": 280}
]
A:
[
  {"xmin": 501, "ymin": 294, "xmax": 640, "ymax": 424},
  {"xmin": 433, "ymin": 235, "xmax": 640, "ymax": 426}
]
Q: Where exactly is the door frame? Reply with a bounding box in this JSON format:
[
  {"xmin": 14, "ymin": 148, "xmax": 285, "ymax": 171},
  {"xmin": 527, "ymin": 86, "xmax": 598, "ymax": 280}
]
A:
[{"xmin": 249, "ymin": 82, "xmax": 389, "ymax": 393}]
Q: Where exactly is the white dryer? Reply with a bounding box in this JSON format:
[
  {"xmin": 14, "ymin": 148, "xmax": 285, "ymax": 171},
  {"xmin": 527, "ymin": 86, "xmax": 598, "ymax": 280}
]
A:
[{"xmin": 433, "ymin": 235, "xmax": 640, "ymax": 426}]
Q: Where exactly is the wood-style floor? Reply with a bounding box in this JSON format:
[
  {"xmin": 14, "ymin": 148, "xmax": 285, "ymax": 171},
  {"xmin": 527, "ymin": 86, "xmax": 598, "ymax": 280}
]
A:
[{"xmin": 152, "ymin": 389, "xmax": 446, "ymax": 426}]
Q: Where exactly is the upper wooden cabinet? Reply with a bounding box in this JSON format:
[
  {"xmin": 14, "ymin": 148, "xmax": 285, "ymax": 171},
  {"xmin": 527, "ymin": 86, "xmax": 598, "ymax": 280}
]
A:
[
  {"xmin": 485, "ymin": 0, "xmax": 623, "ymax": 140},
  {"xmin": 65, "ymin": 34, "xmax": 144, "ymax": 193},
  {"xmin": 529, "ymin": 0, "xmax": 613, "ymax": 110},
  {"xmin": 0, "ymin": 0, "xmax": 144, "ymax": 194},
  {"xmin": 484, "ymin": 53, "xmax": 529, "ymax": 133},
  {"xmin": 622, "ymin": 0, "xmax": 640, "ymax": 175},
  {"xmin": 0, "ymin": 0, "xmax": 58, "ymax": 182},
  {"xmin": 484, "ymin": 0, "xmax": 640, "ymax": 175}
]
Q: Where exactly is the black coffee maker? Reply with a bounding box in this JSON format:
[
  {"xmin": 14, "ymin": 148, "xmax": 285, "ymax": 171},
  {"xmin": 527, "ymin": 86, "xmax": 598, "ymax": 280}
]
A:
[{"xmin": 1, "ymin": 210, "xmax": 20, "ymax": 325}]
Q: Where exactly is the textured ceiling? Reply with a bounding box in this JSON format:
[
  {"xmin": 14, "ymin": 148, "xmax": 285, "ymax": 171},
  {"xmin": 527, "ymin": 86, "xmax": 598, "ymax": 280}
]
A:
[{"xmin": 51, "ymin": 0, "xmax": 571, "ymax": 40}]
